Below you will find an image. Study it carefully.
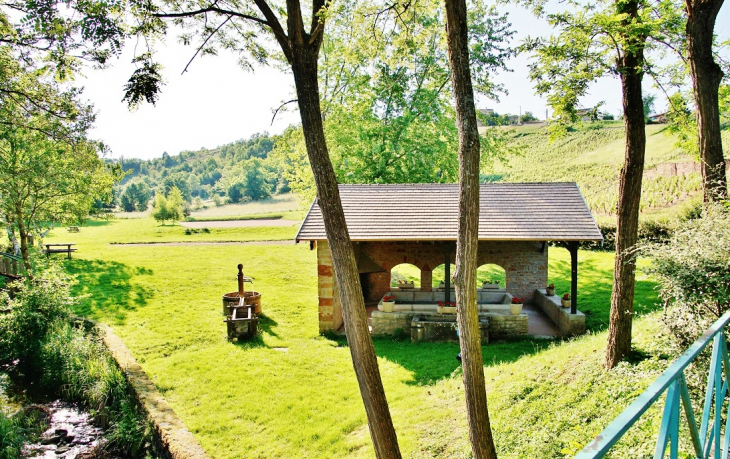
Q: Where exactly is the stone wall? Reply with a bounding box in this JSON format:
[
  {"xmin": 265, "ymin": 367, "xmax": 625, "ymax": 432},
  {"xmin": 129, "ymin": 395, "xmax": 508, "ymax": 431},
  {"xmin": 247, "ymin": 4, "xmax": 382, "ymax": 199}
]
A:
[
  {"xmin": 317, "ymin": 240, "xmax": 548, "ymax": 333},
  {"xmin": 371, "ymin": 310, "xmax": 528, "ymax": 340},
  {"xmin": 488, "ymin": 314, "xmax": 529, "ymax": 339},
  {"xmin": 534, "ymin": 289, "xmax": 585, "ymax": 336},
  {"xmin": 317, "ymin": 241, "xmax": 342, "ymax": 333}
]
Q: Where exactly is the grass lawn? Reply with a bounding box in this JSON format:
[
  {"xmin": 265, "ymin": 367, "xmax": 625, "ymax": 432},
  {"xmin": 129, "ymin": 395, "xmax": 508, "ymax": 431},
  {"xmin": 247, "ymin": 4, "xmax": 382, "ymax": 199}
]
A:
[
  {"xmin": 50, "ymin": 218, "xmax": 299, "ymax": 245},
  {"xmin": 44, "ymin": 218, "xmax": 677, "ymax": 458}
]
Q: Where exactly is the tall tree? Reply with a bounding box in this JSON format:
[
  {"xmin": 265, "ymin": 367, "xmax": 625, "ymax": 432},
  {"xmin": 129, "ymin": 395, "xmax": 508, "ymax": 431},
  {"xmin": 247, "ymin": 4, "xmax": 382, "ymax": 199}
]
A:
[
  {"xmin": 524, "ymin": 0, "xmax": 667, "ymax": 367},
  {"xmin": 685, "ymin": 0, "xmax": 727, "ymax": 201},
  {"xmin": 0, "ymin": 47, "xmax": 115, "ymax": 269},
  {"xmin": 125, "ymin": 0, "xmax": 402, "ymax": 455},
  {"xmin": 443, "ymin": 0, "xmax": 499, "ymax": 456}
]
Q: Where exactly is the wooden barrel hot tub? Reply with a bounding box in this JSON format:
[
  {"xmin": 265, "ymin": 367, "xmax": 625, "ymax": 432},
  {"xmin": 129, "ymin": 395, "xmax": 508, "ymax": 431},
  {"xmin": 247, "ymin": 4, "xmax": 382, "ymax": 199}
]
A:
[{"xmin": 222, "ymin": 291, "xmax": 262, "ymax": 316}]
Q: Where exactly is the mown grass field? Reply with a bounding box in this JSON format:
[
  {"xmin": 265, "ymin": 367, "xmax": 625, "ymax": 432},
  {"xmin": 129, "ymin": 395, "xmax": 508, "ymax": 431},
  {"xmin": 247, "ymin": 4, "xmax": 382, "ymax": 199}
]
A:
[{"xmin": 39, "ymin": 213, "xmax": 682, "ymax": 458}]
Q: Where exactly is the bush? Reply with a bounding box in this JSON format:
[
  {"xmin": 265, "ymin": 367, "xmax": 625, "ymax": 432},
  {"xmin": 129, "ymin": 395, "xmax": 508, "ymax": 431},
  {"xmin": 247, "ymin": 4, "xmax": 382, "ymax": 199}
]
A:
[
  {"xmin": 644, "ymin": 204, "xmax": 730, "ymax": 348},
  {"xmin": 0, "ymin": 267, "xmax": 154, "ymax": 457},
  {"xmin": 0, "ymin": 268, "xmax": 75, "ymax": 364}
]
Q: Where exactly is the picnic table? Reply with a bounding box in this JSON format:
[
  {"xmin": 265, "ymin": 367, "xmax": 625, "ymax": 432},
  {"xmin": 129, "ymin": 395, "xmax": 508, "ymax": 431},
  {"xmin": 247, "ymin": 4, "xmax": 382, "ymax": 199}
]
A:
[{"xmin": 45, "ymin": 243, "xmax": 77, "ymax": 259}]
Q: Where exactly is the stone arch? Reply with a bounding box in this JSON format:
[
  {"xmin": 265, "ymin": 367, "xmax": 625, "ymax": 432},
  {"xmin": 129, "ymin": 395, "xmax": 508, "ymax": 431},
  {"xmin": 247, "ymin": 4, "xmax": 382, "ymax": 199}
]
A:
[
  {"xmin": 431, "ymin": 263, "xmax": 457, "ymax": 289},
  {"xmin": 390, "ymin": 263, "xmax": 421, "ymax": 288},
  {"xmin": 476, "ymin": 263, "xmax": 506, "ymax": 289}
]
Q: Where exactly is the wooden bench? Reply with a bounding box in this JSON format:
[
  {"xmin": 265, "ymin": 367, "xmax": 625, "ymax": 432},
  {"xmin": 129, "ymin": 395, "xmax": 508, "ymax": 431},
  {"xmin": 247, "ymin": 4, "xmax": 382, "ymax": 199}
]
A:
[
  {"xmin": 45, "ymin": 243, "xmax": 77, "ymax": 259},
  {"xmin": 67, "ymin": 226, "xmax": 80, "ymax": 232}
]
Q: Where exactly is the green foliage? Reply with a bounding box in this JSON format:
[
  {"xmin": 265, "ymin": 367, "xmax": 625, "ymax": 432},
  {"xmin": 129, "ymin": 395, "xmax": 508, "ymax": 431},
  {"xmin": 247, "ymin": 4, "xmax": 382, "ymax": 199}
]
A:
[
  {"xmin": 644, "ymin": 204, "xmax": 730, "ymax": 348},
  {"xmin": 118, "ymin": 133, "xmax": 282, "ymax": 206},
  {"xmin": 38, "ymin": 323, "xmax": 153, "ymax": 454},
  {"xmin": 0, "ymin": 405, "xmax": 48, "ymax": 459},
  {"xmin": 265, "ymin": 0, "xmax": 516, "ymax": 190},
  {"xmin": 0, "ymin": 267, "xmax": 75, "ymax": 363},
  {"xmin": 0, "ymin": 48, "xmax": 117, "ymax": 258},
  {"xmin": 120, "ymin": 181, "xmax": 152, "ymax": 212},
  {"xmin": 166, "ymin": 186, "xmax": 184, "ymax": 224},
  {"xmin": 0, "ymin": 263, "xmax": 154, "ymax": 456},
  {"xmin": 151, "ymin": 193, "xmax": 169, "ymax": 224}
]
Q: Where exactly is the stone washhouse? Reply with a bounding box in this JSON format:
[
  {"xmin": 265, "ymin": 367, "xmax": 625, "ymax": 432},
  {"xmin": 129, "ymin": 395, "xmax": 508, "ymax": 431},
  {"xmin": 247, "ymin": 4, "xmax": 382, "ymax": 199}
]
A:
[{"xmin": 296, "ymin": 183, "xmax": 603, "ymax": 342}]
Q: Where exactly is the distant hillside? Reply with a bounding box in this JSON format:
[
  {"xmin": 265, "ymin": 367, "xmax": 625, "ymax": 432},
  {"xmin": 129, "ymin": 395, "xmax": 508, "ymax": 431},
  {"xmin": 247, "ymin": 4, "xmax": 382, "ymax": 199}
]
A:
[
  {"xmin": 485, "ymin": 122, "xmax": 730, "ymax": 218},
  {"xmin": 113, "ymin": 133, "xmax": 287, "ymax": 211}
]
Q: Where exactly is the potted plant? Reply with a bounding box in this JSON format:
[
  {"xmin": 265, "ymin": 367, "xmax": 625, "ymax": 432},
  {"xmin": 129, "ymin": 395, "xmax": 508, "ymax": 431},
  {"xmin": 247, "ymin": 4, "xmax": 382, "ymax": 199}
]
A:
[
  {"xmin": 382, "ymin": 295, "xmax": 396, "ymax": 313},
  {"xmin": 437, "ymin": 301, "xmax": 457, "ymax": 314},
  {"xmin": 482, "ymin": 279, "xmax": 500, "ymax": 289},
  {"xmin": 546, "ymin": 283, "xmax": 556, "ymax": 296},
  {"xmin": 437, "ymin": 281, "xmax": 454, "ymax": 290},
  {"xmin": 510, "ymin": 297, "xmax": 524, "ymax": 315},
  {"xmin": 397, "ymin": 280, "xmax": 415, "ymax": 289},
  {"xmin": 561, "ymin": 293, "xmax": 571, "ymax": 308}
]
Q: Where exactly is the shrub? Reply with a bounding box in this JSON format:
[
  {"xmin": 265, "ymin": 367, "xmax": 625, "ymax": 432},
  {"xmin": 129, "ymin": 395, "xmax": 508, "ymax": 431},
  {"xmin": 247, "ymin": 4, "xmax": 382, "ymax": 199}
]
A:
[
  {"xmin": 0, "ymin": 267, "xmax": 75, "ymax": 364},
  {"xmin": 644, "ymin": 203, "xmax": 730, "ymax": 348}
]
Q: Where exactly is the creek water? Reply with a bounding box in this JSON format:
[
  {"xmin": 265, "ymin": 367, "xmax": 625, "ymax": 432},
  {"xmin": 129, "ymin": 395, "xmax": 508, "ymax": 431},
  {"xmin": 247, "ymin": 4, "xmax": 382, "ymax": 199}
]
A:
[{"xmin": 1, "ymin": 371, "xmax": 107, "ymax": 458}]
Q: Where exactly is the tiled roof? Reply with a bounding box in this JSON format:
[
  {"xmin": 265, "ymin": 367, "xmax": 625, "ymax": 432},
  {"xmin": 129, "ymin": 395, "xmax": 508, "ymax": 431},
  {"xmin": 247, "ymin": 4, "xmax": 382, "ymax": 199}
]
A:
[{"xmin": 296, "ymin": 183, "xmax": 603, "ymax": 242}]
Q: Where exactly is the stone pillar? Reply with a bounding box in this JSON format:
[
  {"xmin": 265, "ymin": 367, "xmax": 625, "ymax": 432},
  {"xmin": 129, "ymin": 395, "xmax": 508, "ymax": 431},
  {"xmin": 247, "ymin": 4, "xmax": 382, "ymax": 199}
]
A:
[
  {"xmin": 317, "ymin": 241, "xmax": 343, "ymax": 332},
  {"xmin": 420, "ymin": 268, "xmax": 433, "ymax": 292}
]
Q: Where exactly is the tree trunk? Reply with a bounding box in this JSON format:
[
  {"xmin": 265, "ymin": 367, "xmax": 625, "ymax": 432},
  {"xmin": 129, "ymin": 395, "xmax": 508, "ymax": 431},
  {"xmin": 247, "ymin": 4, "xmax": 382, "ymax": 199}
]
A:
[
  {"xmin": 686, "ymin": 0, "xmax": 726, "ymax": 202},
  {"xmin": 290, "ymin": 44, "xmax": 402, "ymax": 458},
  {"xmin": 15, "ymin": 210, "xmax": 31, "ymax": 271},
  {"xmin": 606, "ymin": 4, "xmax": 646, "ymax": 369},
  {"xmin": 444, "ymin": 0, "xmax": 498, "ymax": 456}
]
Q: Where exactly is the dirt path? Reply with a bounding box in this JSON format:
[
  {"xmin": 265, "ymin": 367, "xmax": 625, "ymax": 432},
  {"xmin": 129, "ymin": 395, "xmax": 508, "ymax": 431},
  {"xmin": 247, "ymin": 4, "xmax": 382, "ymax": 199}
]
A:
[
  {"xmin": 113, "ymin": 240, "xmax": 296, "ymax": 247},
  {"xmin": 180, "ymin": 219, "xmax": 300, "ymax": 228}
]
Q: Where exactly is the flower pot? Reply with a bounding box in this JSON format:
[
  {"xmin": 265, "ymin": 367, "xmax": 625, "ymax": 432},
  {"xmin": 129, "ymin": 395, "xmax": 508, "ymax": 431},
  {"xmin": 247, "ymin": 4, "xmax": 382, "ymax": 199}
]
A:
[
  {"xmin": 482, "ymin": 283, "xmax": 500, "ymax": 290},
  {"xmin": 510, "ymin": 303, "xmax": 523, "ymax": 315},
  {"xmin": 382, "ymin": 301, "xmax": 395, "ymax": 313},
  {"xmin": 561, "ymin": 299, "xmax": 571, "ymax": 308},
  {"xmin": 437, "ymin": 306, "xmax": 457, "ymax": 314},
  {"xmin": 546, "ymin": 287, "xmax": 555, "ymax": 296}
]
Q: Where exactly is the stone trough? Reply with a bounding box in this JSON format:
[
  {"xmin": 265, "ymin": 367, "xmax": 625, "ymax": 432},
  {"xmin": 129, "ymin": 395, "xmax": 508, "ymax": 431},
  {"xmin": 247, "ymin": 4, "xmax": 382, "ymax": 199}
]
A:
[{"xmin": 371, "ymin": 290, "xmax": 528, "ymax": 342}]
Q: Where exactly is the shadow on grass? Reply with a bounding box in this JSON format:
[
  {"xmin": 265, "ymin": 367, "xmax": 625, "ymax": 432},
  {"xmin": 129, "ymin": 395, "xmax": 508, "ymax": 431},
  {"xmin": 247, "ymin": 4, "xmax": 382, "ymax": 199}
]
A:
[
  {"xmin": 326, "ymin": 334, "xmax": 552, "ymax": 385},
  {"xmin": 81, "ymin": 220, "xmax": 114, "ymax": 228},
  {"xmin": 549, "ymin": 251, "xmax": 659, "ymax": 333},
  {"xmin": 65, "ymin": 259, "xmax": 154, "ymax": 322}
]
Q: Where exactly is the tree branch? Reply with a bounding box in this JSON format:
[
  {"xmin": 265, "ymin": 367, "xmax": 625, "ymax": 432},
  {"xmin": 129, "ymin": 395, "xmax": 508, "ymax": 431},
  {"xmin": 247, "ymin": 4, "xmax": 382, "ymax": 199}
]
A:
[
  {"xmin": 181, "ymin": 15, "xmax": 233, "ymax": 74},
  {"xmin": 154, "ymin": 6, "xmax": 268, "ymax": 27},
  {"xmin": 271, "ymin": 99, "xmax": 298, "ymax": 125},
  {"xmin": 251, "ymin": 0, "xmax": 292, "ymax": 61}
]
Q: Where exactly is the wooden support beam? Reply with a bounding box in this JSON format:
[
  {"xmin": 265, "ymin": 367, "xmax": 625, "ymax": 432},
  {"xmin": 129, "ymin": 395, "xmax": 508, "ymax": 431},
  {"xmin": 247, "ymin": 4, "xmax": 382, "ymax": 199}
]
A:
[
  {"xmin": 568, "ymin": 241, "xmax": 579, "ymax": 315},
  {"xmin": 444, "ymin": 246, "xmax": 451, "ymax": 304}
]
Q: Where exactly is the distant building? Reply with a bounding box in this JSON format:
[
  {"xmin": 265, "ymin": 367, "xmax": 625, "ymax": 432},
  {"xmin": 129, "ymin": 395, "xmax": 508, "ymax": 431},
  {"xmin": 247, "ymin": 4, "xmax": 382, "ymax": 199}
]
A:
[{"xmin": 648, "ymin": 112, "xmax": 668, "ymax": 124}]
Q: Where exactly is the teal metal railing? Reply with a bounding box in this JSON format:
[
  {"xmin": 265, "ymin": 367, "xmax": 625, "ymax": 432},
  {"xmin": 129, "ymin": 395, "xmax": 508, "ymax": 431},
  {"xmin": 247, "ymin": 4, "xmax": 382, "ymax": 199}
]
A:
[{"xmin": 575, "ymin": 309, "xmax": 730, "ymax": 459}]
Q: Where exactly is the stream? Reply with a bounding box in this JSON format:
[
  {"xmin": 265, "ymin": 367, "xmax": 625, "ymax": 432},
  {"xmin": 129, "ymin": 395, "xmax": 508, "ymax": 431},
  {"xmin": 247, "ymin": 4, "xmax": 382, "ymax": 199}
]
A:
[{"xmin": 1, "ymin": 371, "xmax": 108, "ymax": 458}]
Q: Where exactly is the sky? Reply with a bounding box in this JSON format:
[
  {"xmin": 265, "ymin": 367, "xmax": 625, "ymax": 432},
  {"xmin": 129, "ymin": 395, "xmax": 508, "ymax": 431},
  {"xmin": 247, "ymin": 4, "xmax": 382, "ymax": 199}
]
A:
[{"xmin": 80, "ymin": 3, "xmax": 730, "ymax": 161}]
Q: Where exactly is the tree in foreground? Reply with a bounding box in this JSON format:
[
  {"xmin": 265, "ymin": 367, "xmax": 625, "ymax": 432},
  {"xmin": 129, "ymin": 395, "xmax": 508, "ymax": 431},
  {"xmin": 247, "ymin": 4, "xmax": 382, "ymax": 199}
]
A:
[
  {"xmin": 685, "ymin": 0, "xmax": 727, "ymax": 202},
  {"xmin": 0, "ymin": 48, "xmax": 115, "ymax": 269},
  {"xmin": 125, "ymin": 0, "xmax": 402, "ymax": 454},
  {"xmin": 443, "ymin": 0, "xmax": 499, "ymax": 454},
  {"xmin": 524, "ymin": 0, "xmax": 675, "ymax": 367}
]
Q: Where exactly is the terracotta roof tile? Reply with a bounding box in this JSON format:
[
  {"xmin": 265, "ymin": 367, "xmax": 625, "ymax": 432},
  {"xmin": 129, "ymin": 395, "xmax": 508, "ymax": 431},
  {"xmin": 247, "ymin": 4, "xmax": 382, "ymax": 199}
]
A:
[{"xmin": 296, "ymin": 183, "xmax": 603, "ymax": 242}]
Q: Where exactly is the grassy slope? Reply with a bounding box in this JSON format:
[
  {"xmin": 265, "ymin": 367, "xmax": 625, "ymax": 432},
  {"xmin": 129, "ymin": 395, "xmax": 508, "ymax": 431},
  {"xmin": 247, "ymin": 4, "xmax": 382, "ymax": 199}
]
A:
[
  {"xmin": 45, "ymin": 218, "xmax": 676, "ymax": 458},
  {"xmin": 491, "ymin": 123, "xmax": 729, "ymax": 216}
]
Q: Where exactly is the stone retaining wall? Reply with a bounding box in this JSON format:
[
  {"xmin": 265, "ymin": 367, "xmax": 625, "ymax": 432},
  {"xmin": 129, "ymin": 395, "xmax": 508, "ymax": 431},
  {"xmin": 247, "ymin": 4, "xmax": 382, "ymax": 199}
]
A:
[
  {"xmin": 371, "ymin": 310, "xmax": 528, "ymax": 340},
  {"xmin": 534, "ymin": 289, "xmax": 586, "ymax": 336},
  {"xmin": 101, "ymin": 325, "xmax": 210, "ymax": 459}
]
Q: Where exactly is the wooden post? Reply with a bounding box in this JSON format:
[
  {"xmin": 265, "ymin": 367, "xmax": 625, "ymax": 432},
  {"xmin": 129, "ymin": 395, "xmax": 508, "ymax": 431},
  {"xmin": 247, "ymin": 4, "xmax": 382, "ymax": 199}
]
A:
[
  {"xmin": 444, "ymin": 246, "xmax": 451, "ymax": 304},
  {"xmin": 237, "ymin": 264, "xmax": 244, "ymax": 296},
  {"xmin": 557, "ymin": 241, "xmax": 580, "ymax": 314}
]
